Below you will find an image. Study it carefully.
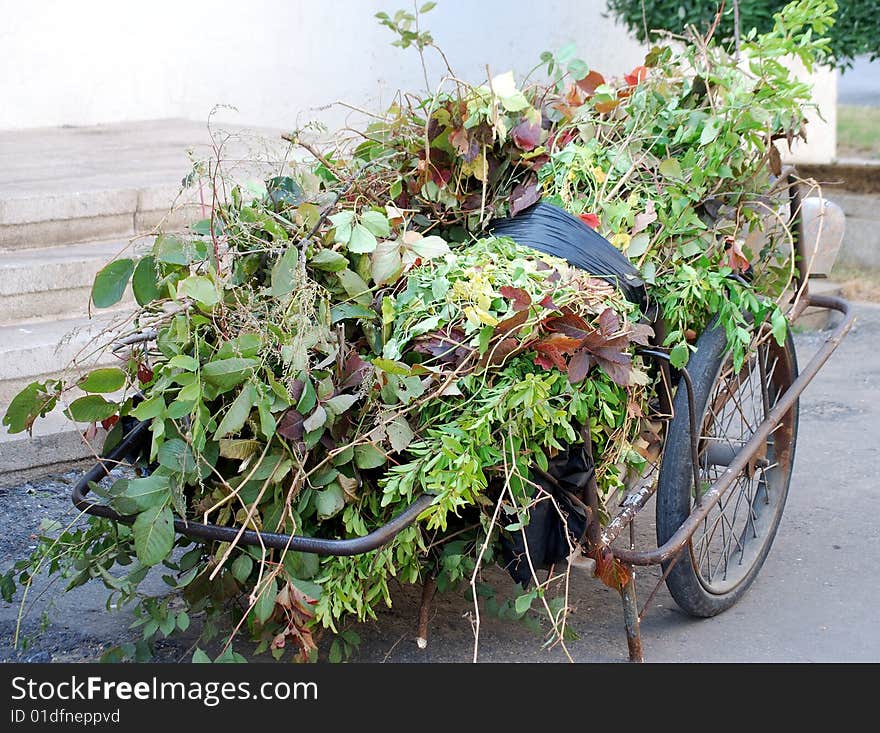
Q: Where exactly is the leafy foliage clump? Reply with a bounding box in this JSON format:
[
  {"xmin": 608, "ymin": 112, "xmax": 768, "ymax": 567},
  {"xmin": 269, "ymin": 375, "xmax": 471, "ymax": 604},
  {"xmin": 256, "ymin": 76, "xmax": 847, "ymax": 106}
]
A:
[{"xmin": 2, "ymin": 0, "xmax": 833, "ymax": 661}]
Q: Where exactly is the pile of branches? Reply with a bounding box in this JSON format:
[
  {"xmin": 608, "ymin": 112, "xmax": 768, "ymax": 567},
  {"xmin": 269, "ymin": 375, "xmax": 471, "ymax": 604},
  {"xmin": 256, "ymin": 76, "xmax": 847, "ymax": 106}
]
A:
[{"xmin": 2, "ymin": 0, "xmax": 833, "ymax": 661}]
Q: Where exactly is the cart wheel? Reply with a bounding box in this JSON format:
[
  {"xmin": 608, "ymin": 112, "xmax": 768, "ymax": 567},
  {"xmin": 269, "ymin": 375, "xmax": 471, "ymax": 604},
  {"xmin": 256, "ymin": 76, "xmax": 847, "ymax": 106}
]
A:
[{"xmin": 656, "ymin": 320, "xmax": 799, "ymax": 617}]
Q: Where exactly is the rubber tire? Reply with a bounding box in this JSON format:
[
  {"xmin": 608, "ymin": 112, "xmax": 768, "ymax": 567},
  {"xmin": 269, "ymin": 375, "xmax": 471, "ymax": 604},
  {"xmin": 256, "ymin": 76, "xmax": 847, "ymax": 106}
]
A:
[{"xmin": 655, "ymin": 321, "xmax": 799, "ymax": 617}]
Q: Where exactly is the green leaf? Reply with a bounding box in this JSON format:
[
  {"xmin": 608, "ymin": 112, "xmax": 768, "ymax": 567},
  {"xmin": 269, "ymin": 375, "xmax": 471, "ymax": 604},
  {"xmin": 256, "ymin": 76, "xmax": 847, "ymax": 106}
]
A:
[
  {"xmin": 132, "ymin": 256, "xmax": 163, "ymax": 306},
  {"xmin": 65, "ymin": 395, "xmax": 117, "ymax": 423},
  {"xmin": 201, "ymin": 358, "xmax": 260, "ymax": 392},
  {"xmin": 514, "ymin": 591, "xmax": 536, "ymax": 615},
  {"xmin": 216, "ymin": 333, "xmax": 262, "ymax": 359},
  {"xmin": 231, "ymin": 554, "xmax": 253, "ymax": 583},
  {"xmin": 669, "ymin": 341, "xmax": 690, "ymax": 369},
  {"xmin": 627, "ymin": 232, "xmax": 650, "ymax": 259},
  {"xmin": 283, "ymin": 551, "xmax": 320, "ymax": 580},
  {"xmin": 302, "ymin": 405, "xmax": 327, "ymax": 433},
  {"xmin": 133, "ymin": 505, "xmax": 174, "ymax": 566},
  {"xmin": 3, "ymin": 381, "xmax": 58, "ymax": 434},
  {"xmin": 360, "ymin": 210, "xmax": 391, "ymax": 238},
  {"xmin": 329, "ymin": 211, "xmax": 355, "ymax": 243},
  {"xmin": 310, "ymin": 248, "xmax": 349, "ymax": 272},
  {"xmin": 177, "ymin": 611, "xmax": 190, "ymax": 631},
  {"xmin": 387, "ymin": 415, "xmax": 414, "ymax": 452},
  {"xmin": 78, "ymin": 367, "xmax": 126, "ymax": 393},
  {"xmin": 371, "ymin": 240, "xmax": 403, "ymax": 285},
  {"xmin": 253, "ymin": 576, "xmax": 278, "ymax": 624},
  {"xmin": 337, "ymin": 269, "xmax": 372, "ymax": 305},
  {"xmin": 157, "ymin": 438, "xmax": 197, "ymax": 477},
  {"xmin": 771, "ymin": 308, "xmax": 788, "ymax": 346},
  {"xmin": 113, "ymin": 474, "xmax": 171, "ymax": 514},
  {"xmin": 177, "ymin": 275, "xmax": 220, "ymax": 308},
  {"xmin": 419, "ymin": 1, "xmax": 436, "ymax": 12},
  {"xmin": 354, "ymin": 443, "xmax": 387, "ymax": 469},
  {"xmin": 130, "ymin": 395, "xmax": 165, "ymax": 421},
  {"xmin": 700, "ymin": 119, "xmax": 721, "ymax": 145},
  {"xmin": 348, "ymin": 223, "xmax": 379, "ymax": 253},
  {"xmin": 154, "ymin": 234, "xmax": 208, "ymax": 265},
  {"xmin": 91, "ymin": 258, "xmax": 134, "ymax": 308},
  {"xmin": 270, "ymin": 247, "xmax": 299, "ymax": 297},
  {"xmin": 659, "ymin": 157, "xmax": 682, "ymax": 179},
  {"xmin": 330, "ymin": 303, "xmax": 377, "ymax": 323},
  {"xmin": 168, "ymin": 354, "xmax": 200, "ymax": 371},
  {"xmin": 192, "ymin": 649, "xmax": 212, "ymax": 663},
  {"xmin": 314, "ymin": 482, "xmax": 345, "ymax": 520},
  {"xmin": 214, "ymin": 383, "xmax": 256, "ymax": 438},
  {"xmin": 324, "ymin": 393, "xmax": 358, "ymax": 416},
  {"xmin": 409, "ymin": 235, "xmax": 450, "ymax": 260},
  {"xmin": 296, "ymin": 378, "xmax": 317, "ymax": 414}
]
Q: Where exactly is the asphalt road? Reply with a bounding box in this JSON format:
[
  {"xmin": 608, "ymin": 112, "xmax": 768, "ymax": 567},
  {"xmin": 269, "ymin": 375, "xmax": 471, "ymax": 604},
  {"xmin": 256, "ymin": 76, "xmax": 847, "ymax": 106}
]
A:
[{"xmin": 2, "ymin": 303, "xmax": 878, "ymax": 663}]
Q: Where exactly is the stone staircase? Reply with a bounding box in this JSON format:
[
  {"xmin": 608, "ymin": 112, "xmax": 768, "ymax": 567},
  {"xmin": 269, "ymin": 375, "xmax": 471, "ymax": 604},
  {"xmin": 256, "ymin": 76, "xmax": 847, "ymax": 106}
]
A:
[{"xmin": 0, "ymin": 120, "xmax": 217, "ymax": 485}]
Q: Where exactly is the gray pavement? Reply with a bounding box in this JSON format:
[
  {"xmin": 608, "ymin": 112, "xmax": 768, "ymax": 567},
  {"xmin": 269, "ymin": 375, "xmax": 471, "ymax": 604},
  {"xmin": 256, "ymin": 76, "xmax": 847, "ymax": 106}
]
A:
[{"xmin": 1, "ymin": 303, "xmax": 879, "ymax": 663}]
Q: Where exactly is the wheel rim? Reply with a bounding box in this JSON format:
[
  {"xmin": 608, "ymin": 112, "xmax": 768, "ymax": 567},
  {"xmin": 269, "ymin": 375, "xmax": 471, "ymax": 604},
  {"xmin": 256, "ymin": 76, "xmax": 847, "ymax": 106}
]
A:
[{"xmin": 687, "ymin": 333, "xmax": 796, "ymax": 595}]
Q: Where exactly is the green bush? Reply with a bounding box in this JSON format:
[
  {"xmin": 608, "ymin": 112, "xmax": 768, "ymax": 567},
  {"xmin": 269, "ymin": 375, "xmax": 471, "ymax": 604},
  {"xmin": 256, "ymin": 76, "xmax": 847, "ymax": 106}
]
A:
[{"xmin": 607, "ymin": 0, "xmax": 878, "ymax": 69}]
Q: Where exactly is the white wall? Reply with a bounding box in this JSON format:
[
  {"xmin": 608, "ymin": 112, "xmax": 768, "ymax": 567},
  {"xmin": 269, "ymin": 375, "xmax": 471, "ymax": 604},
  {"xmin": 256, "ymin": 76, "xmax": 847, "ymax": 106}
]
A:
[{"xmin": 0, "ymin": 0, "xmax": 646, "ymax": 131}]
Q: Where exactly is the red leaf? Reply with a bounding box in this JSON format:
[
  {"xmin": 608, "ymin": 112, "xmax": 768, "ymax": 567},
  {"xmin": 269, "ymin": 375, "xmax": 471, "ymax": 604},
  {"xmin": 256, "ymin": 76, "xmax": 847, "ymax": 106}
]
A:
[
  {"xmin": 578, "ymin": 212, "xmax": 600, "ymax": 230},
  {"xmin": 539, "ymin": 294, "xmax": 558, "ymax": 310},
  {"xmin": 137, "ymin": 363, "xmax": 153, "ymax": 385},
  {"xmin": 534, "ymin": 352, "xmax": 556, "ymax": 371},
  {"xmin": 512, "ymin": 119, "xmax": 542, "ymax": 151},
  {"xmin": 341, "ymin": 352, "xmax": 370, "ymax": 390},
  {"xmin": 568, "ymin": 350, "xmax": 595, "ymax": 384},
  {"xmin": 624, "ymin": 65, "xmax": 648, "ymax": 87},
  {"xmin": 413, "ymin": 327, "xmax": 472, "ymax": 367},
  {"xmin": 509, "ymin": 179, "xmax": 540, "ymax": 216},
  {"xmin": 546, "ymin": 312, "xmax": 591, "ymax": 340},
  {"xmin": 576, "ymin": 70, "xmax": 606, "ymax": 96},
  {"xmin": 101, "ymin": 415, "xmax": 119, "ymax": 431},
  {"xmin": 499, "ymin": 286, "xmax": 532, "ymax": 312},
  {"xmin": 533, "ymin": 334, "xmax": 581, "ymax": 371}
]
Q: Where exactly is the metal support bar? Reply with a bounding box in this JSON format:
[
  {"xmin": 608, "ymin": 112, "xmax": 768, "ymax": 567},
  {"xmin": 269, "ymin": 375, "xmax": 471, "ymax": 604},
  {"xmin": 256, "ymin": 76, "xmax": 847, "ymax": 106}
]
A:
[
  {"xmin": 71, "ymin": 425, "xmax": 433, "ymax": 556},
  {"xmin": 619, "ymin": 569, "xmax": 644, "ymax": 663},
  {"xmin": 612, "ymin": 293, "xmax": 853, "ymax": 566}
]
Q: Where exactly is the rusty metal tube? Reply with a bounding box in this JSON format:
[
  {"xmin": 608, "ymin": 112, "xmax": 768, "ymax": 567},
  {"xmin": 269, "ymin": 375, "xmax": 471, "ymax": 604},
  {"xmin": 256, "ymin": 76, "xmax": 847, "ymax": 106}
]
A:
[{"xmin": 612, "ymin": 293, "xmax": 853, "ymax": 566}]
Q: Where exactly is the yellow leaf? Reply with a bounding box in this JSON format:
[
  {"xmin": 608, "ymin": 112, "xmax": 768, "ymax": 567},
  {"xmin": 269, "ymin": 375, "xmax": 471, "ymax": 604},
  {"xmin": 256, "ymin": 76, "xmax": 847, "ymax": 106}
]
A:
[{"xmin": 610, "ymin": 232, "xmax": 631, "ymax": 251}]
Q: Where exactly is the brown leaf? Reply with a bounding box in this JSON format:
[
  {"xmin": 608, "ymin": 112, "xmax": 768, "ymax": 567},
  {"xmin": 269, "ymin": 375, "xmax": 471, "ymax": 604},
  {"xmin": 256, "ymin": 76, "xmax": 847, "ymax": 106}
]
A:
[
  {"xmin": 496, "ymin": 308, "xmax": 529, "ymax": 334},
  {"xmin": 449, "ymin": 126, "xmax": 470, "ymax": 156},
  {"xmin": 598, "ymin": 307, "xmax": 620, "ymax": 336},
  {"xmin": 576, "ymin": 70, "xmax": 605, "ymax": 96},
  {"xmin": 592, "ymin": 547, "xmax": 632, "ymax": 590},
  {"xmin": 568, "ymin": 349, "xmax": 595, "ymax": 384},
  {"xmin": 413, "ymin": 326, "xmax": 472, "ymax": 367},
  {"xmin": 769, "ymin": 143, "xmax": 782, "ymax": 176},
  {"xmin": 509, "ymin": 178, "xmax": 540, "ymax": 216},
  {"xmin": 629, "ymin": 322, "xmax": 654, "ymax": 346},
  {"xmin": 499, "ymin": 285, "xmax": 532, "ymax": 312},
  {"xmin": 482, "ymin": 337, "xmax": 520, "ymax": 367}
]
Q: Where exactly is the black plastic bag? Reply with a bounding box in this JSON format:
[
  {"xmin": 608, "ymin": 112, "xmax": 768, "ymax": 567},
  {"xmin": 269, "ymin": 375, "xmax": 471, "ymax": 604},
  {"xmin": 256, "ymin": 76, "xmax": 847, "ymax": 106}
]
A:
[{"xmin": 490, "ymin": 201, "xmax": 646, "ymax": 307}]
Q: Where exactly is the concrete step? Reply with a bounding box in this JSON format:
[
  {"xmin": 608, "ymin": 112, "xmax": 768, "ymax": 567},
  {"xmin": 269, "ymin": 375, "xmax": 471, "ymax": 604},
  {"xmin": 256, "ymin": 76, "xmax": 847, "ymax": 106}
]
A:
[
  {"xmin": 0, "ymin": 406, "xmax": 104, "ymax": 486},
  {"xmin": 0, "ymin": 239, "xmax": 147, "ymax": 325},
  {"xmin": 0, "ymin": 119, "xmax": 285, "ymax": 250},
  {"xmin": 0, "ymin": 315, "xmax": 129, "ymax": 404}
]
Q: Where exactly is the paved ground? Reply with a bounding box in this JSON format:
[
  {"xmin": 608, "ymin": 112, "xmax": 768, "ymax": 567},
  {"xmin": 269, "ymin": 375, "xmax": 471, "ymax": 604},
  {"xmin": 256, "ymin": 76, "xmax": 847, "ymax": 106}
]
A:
[{"xmin": 1, "ymin": 303, "xmax": 878, "ymax": 663}]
